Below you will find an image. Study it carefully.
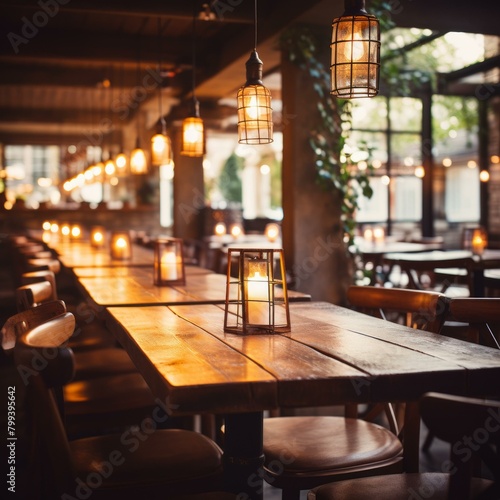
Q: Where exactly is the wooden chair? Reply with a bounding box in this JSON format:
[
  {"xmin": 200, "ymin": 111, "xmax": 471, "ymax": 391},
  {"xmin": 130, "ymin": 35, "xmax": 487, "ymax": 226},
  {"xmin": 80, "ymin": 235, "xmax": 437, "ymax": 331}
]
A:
[
  {"xmin": 15, "ymin": 278, "xmax": 137, "ymax": 379},
  {"xmin": 262, "ymin": 286, "xmax": 449, "ymax": 500},
  {"xmin": 347, "ymin": 285, "xmax": 448, "ymax": 333},
  {"xmin": 423, "ymin": 297, "xmax": 500, "ymax": 453},
  {"xmin": 14, "ymin": 314, "xmax": 224, "ymax": 500},
  {"xmin": 440, "ymin": 297, "xmax": 500, "ymax": 348},
  {"xmin": 308, "ymin": 392, "xmax": 499, "ymax": 500},
  {"xmin": 21, "ymin": 269, "xmax": 118, "ymax": 352},
  {"xmin": 383, "ymin": 252, "xmax": 474, "ymax": 297},
  {"xmin": 7, "ymin": 286, "xmax": 179, "ymax": 438}
]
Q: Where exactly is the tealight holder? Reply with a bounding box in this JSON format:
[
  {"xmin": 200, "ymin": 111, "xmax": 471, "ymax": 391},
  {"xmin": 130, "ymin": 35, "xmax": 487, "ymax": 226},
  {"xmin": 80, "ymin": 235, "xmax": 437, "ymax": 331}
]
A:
[
  {"xmin": 214, "ymin": 222, "xmax": 227, "ymax": 237},
  {"xmin": 265, "ymin": 223, "xmax": 281, "ymax": 243},
  {"xmin": 471, "ymin": 228, "xmax": 487, "ymax": 256},
  {"xmin": 90, "ymin": 226, "xmax": 106, "ymax": 248},
  {"xmin": 110, "ymin": 231, "xmax": 132, "ymax": 260},
  {"xmin": 230, "ymin": 223, "xmax": 244, "ymax": 240},
  {"xmin": 153, "ymin": 237, "xmax": 186, "ymax": 286},
  {"xmin": 224, "ymin": 248, "xmax": 290, "ymax": 335}
]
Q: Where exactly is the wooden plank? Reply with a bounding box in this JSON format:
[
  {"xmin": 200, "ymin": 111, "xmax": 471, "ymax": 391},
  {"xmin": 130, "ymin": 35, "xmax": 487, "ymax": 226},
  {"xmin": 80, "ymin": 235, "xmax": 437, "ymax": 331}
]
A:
[
  {"xmin": 73, "ymin": 265, "xmax": 213, "ymax": 278},
  {"xmin": 291, "ymin": 302, "xmax": 500, "ymax": 393},
  {"xmin": 172, "ymin": 304, "xmax": 466, "ymax": 405},
  {"xmin": 170, "ymin": 304, "xmax": 369, "ymax": 408},
  {"xmin": 78, "ymin": 276, "xmax": 188, "ymax": 306},
  {"xmin": 105, "ymin": 306, "xmax": 277, "ymax": 414}
]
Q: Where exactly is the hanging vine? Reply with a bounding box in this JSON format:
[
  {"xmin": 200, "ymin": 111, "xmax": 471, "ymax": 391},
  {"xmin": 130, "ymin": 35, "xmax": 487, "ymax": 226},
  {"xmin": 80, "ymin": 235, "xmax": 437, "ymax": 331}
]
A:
[{"xmin": 280, "ymin": 25, "xmax": 373, "ymax": 247}]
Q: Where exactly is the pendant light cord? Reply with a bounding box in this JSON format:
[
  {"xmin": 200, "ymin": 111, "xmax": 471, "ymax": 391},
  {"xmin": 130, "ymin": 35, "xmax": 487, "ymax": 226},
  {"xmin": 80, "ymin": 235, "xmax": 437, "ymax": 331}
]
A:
[
  {"xmin": 191, "ymin": 1, "xmax": 197, "ymax": 99},
  {"xmin": 157, "ymin": 17, "xmax": 166, "ymax": 134},
  {"xmin": 254, "ymin": 0, "xmax": 257, "ymax": 51}
]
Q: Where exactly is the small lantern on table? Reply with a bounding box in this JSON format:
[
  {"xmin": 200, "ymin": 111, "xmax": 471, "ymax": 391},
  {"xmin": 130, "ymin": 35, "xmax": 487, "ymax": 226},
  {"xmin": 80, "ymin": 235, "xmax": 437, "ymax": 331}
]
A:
[
  {"xmin": 110, "ymin": 231, "xmax": 132, "ymax": 260},
  {"xmin": 224, "ymin": 248, "xmax": 290, "ymax": 335},
  {"xmin": 153, "ymin": 237, "xmax": 186, "ymax": 286},
  {"xmin": 90, "ymin": 226, "xmax": 106, "ymax": 248}
]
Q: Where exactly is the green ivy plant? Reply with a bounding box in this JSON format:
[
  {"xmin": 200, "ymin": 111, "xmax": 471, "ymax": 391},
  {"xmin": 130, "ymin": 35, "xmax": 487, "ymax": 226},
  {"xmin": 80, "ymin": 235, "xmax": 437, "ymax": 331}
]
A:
[{"xmin": 280, "ymin": 26, "xmax": 373, "ymax": 247}]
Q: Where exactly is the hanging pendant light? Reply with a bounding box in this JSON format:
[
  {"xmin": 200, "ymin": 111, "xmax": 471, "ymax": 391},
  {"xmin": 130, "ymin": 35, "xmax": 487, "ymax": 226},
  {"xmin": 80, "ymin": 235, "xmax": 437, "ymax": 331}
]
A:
[
  {"xmin": 181, "ymin": 8, "xmax": 205, "ymax": 157},
  {"xmin": 237, "ymin": 0, "xmax": 273, "ymax": 145},
  {"xmin": 330, "ymin": 0, "xmax": 380, "ymax": 99},
  {"xmin": 130, "ymin": 138, "xmax": 148, "ymax": 174},
  {"xmin": 131, "ymin": 34, "xmax": 148, "ymax": 174},
  {"xmin": 151, "ymin": 19, "xmax": 173, "ymax": 166}
]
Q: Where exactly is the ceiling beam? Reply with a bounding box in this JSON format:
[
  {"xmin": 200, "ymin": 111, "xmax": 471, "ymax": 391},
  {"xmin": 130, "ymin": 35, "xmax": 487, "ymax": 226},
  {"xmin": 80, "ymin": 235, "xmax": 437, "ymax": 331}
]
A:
[
  {"xmin": 0, "ymin": 29, "xmax": 192, "ymax": 67},
  {"xmin": 0, "ymin": 0, "xmax": 254, "ymax": 23}
]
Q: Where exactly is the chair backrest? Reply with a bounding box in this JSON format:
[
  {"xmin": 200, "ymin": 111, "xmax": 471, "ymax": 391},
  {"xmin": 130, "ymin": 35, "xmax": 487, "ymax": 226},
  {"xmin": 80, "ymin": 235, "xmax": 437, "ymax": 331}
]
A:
[
  {"xmin": 1, "ymin": 300, "xmax": 67, "ymax": 351},
  {"xmin": 347, "ymin": 285, "xmax": 448, "ymax": 333},
  {"xmin": 446, "ymin": 297, "xmax": 500, "ymax": 348},
  {"xmin": 21, "ymin": 270, "xmax": 58, "ymax": 301},
  {"xmin": 26, "ymin": 258, "xmax": 61, "ymax": 274},
  {"xmin": 16, "ymin": 281, "xmax": 53, "ymax": 311},
  {"xmin": 14, "ymin": 314, "xmax": 76, "ymax": 497},
  {"xmin": 421, "ymin": 392, "xmax": 500, "ymax": 499}
]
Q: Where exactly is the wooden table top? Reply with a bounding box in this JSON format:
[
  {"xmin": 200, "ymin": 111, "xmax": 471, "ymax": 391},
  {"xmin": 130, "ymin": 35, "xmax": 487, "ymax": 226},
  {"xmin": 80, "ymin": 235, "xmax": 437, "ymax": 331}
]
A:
[
  {"xmin": 53, "ymin": 241, "xmax": 155, "ymax": 267},
  {"xmin": 352, "ymin": 240, "xmax": 443, "ymax": 257},
  {"xmin": 76, "ymin": 265, "xmax": 310, "ymax": 306},
  {"xmin": 105, "ymin": 301, "xmax": 500, "ymax": 415}
]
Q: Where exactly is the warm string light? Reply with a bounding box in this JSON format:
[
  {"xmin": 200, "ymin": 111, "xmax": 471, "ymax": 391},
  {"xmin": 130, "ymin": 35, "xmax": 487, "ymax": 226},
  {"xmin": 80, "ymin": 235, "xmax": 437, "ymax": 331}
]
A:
[
  {"xmin": 236, "ymin": 0, "xmax": 273, "ymax": 144},
  {"xmin": 330, "ymin": 0, "xmax": 380, "ymax": 99}
]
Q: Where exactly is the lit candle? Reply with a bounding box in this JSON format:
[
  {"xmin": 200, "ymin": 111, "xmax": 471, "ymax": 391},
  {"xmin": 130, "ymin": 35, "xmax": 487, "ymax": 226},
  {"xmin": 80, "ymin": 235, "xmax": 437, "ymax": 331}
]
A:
[
  {"xmin": 246, "ymin": 268, "xmax": 269, "ymax": 325},
  {"xmin": 161, "ymin": 251, "xmax": 178, "ymax": 281},
  {"xmin": 91, "ymin": 228, "xmax": 105, "ymax": 248},
  {"xmin": 373, "ymin": 227, "xmax": 385, "ymax": 245},
  {"xmin": 363, "ymin": 228, "xmax": 373, "ymax": 243},
  {"xmin": 265, "ymin": 223, "xmax": 280, "ymax": 243},
  {"xmin": 112, "ymin": 236, "xmax": 129, "ymax": 260},
  {"xmin": 472, "ymin": 234, "xmax": 485, "ymax": 255},
  {"xmin": 214, "ymin": 222, "xmax": 226, "ymax": 236},
  {"xmin": 71, "ymin": 225, "xmax": 82, "ymax": 239},
  {"xmin": 230, "ymin": 224, "xmax": 243, "ymax": 239}
]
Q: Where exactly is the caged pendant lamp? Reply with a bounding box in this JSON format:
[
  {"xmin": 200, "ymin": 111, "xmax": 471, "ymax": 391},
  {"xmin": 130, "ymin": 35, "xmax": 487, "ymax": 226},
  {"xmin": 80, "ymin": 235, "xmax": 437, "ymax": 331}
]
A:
[
  {"xmin": 181, "ymin": 6, "xmax": 205, "ymax": 157},
  {"xmin": 330, "ymin": 0, "xmax": 380, "ymax": 99},
  {"xmin": 151, "ymin": 18, "xmax": 173, "ymax": 167},
  {"xmin": 237, "ymin": 0, "xmax": 273, "ymax": 145}
]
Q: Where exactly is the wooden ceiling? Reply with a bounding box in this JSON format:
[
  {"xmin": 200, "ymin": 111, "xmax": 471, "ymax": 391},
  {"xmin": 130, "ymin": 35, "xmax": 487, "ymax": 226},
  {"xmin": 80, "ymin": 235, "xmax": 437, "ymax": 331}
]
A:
[{"xmin": 0, "ymin": 0, "xmax": 499, "ymax": 146}]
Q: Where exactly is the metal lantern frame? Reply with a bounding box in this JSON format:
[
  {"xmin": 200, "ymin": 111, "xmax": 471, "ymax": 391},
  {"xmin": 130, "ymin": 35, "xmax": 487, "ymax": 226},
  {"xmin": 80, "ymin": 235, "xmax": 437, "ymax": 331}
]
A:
[
  {"xmin": 330, "ymin": 0, "xmax": 380, "ymax": 99},
  {"xmin": 224, "ymin": 248, "xmax": 290, "ymax": 335},
  {"xmin": 153, "ymin": 237, "xmax": 186, "ymax": 286}
]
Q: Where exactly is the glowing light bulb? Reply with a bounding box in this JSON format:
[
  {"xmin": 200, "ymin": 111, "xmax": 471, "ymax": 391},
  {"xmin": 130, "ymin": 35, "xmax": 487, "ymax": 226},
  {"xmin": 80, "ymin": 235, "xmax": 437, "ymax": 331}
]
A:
[{"xmin": 344, "ymin": 31, "xmax": 365, "ymax": 61}]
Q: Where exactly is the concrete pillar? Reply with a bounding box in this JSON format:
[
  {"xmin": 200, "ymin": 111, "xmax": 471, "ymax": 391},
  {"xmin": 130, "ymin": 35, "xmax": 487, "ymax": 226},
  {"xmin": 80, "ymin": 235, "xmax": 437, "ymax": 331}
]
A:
[{"xmin": 281, "ymin": 53, "xmax": 352, "ymax": 305}]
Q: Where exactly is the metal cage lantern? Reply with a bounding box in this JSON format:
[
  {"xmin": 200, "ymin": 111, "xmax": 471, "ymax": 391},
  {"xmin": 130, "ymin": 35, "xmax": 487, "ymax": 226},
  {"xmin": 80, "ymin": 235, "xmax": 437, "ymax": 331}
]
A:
[
  {"xmin": 153, "ymin": 237, "xmax": 186, "ymax": 286},
  {"xmin": 151, "ymin": 133, "xmax": 173, "ymax": 166},
  {"xmin": 181, "ymin": 100, "xmax": 205, "ymax": 157},
  {"xmin": 330, "ymin": 0, "xmax": 380, "ymax": 99},
  {"xmin": 224, "ymin": 248, "xmax": 290, "ymax": 335},
  {"xmin": 237, "ymin": 50, "xmax": 273, "ymax": 145},
  {"xmin": 110, "ymin": 231, "xmax": 132, "ymax": 260}
]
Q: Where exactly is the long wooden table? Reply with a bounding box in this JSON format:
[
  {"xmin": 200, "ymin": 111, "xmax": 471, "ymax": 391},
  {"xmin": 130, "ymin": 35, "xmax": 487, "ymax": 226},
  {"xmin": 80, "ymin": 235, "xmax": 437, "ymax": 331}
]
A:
[
  {"xmin": 104, "ymin": 301, "xmax": 500, "ymax": 499},
  {"xmin": 74, "ymin": 264, "xmax": 310, "ymax": 307},
  {"xmin": 383, "ymin": 249, "xmax": 500, "ymax": 296}
]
